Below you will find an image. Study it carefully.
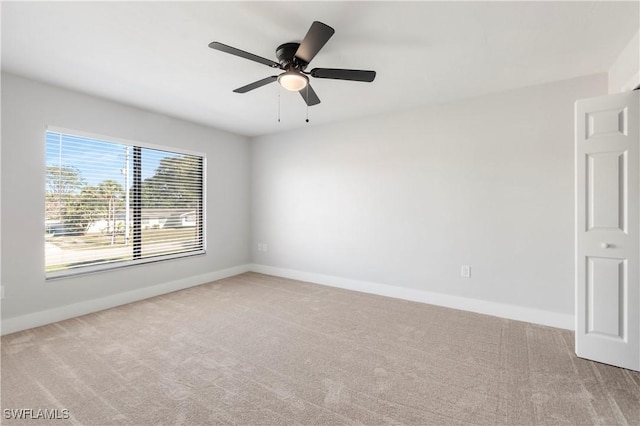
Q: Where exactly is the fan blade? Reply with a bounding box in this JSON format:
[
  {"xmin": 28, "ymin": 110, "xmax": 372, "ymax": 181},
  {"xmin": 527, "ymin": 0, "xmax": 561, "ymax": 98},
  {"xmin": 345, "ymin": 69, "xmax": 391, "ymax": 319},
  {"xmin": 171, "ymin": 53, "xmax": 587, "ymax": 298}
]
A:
[
  {"xmin": 310, "ymin": 68, "xmax": 376, "ymax": 82},
  {"xmin": 299, "ymin": 84, "xmax": 321, "ymax": 106},
  {"xmin": 294, "ymin": 21, "xmax": 335, "ymax": 65},
  {"xmin": 208, "ymin": 42, "xmax": 280, "ymax": 68},
  {"xmin": 233, "ymin": 76, "xmax": 278, "ymax": 93}
]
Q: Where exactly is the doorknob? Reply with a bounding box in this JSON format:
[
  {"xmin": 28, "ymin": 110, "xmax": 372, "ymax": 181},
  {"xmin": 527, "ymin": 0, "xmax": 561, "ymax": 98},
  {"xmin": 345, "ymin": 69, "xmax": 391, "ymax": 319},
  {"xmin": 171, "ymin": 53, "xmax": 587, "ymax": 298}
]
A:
[{"xmin": 601, "ymin": 242, "xmax": 610, "ymax": 248}]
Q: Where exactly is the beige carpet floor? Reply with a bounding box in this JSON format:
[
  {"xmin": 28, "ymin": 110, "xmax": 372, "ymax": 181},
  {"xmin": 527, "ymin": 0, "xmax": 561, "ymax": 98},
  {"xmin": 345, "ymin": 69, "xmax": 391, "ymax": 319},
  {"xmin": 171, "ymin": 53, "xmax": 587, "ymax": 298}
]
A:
[{"xmin": 2, "ymin": 272, "xmax": 639, "ymax": 425}]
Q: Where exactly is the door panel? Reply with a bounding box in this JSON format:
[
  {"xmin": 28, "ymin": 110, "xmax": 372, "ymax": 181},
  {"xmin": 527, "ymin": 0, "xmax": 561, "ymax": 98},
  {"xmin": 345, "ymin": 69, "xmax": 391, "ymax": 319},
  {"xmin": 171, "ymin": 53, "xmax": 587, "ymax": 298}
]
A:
[
  {"xmin": 586, "ymin": 151, "xmax": 626, "ymax": 232},
  {"xmin": 586, "ymin": 256, "xmax": 625, "ymax": 339},
  {"xmin": 576, "ymin": 90, "xmax": 639, "ymax": 371},
  {"xmin": 586, "ymin": 107, "xmax": 628, "ymax": 139}
]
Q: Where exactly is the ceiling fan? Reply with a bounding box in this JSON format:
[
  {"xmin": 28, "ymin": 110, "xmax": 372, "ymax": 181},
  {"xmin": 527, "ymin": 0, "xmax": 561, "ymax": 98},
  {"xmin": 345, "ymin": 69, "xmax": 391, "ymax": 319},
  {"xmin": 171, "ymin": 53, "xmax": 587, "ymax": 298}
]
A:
[{"xmin": 208, "ymin": 21, "xmax": 376, "ymax": 106}]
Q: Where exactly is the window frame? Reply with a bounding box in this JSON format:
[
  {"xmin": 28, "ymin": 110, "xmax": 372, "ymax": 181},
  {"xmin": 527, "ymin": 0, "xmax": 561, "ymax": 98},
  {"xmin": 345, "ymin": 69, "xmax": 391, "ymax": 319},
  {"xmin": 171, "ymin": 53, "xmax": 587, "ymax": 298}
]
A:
[{"xmin": 44, "ymin": 126, "xmax": 207, "ymax": 280}]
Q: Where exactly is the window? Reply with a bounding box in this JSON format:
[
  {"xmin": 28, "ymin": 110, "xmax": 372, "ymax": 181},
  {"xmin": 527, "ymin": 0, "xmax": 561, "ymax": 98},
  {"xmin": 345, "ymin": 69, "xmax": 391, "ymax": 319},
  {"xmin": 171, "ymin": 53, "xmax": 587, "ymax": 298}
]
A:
[{"xmin": 45, "ymin": 129, "xmax": 205, "ymax": 278}]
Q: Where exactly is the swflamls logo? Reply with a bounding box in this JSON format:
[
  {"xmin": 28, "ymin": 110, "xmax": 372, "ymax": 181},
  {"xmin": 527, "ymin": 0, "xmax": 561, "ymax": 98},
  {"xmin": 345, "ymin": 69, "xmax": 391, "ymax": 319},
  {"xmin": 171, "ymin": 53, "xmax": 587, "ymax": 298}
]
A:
[{"xmin": 3, "ymin": 408, "xmax": 70, "ymax": 420}]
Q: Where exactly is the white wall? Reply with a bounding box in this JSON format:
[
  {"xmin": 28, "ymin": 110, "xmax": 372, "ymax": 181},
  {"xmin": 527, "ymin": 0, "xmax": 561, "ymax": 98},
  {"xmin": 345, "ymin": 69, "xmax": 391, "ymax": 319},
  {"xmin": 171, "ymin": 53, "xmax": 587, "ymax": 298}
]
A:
[
  {"xmin": 251, "ymin": 74, "xmax": 608, "ymax": 319},
  {"xmin": 609, "ymin": 30, "xmax": 640, "ymax": 93},
  {"xmin": 1, "ymin": 73, "xmax": 251, "ymax": 327},
  {"xmin": 0, "ymin": 71, "xmax": 612, "ymax": 332}
]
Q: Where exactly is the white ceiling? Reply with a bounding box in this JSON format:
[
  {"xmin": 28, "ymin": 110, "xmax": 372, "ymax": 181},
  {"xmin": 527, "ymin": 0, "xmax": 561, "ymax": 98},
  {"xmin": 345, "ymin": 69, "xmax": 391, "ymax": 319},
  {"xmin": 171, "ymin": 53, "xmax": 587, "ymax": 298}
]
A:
[{"xmin": 2, "ymin": 1, "xmax": 638, "ymax": 137}]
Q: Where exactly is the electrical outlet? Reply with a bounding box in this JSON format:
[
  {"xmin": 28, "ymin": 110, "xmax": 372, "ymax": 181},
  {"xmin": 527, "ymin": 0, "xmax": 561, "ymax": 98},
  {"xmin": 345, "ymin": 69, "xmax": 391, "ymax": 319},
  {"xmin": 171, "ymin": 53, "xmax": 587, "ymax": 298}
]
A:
[
  {"xmin": 257, "ymin": 243, "xmax": 263, "ymax": 252},
  {"xmin": 461, "ymin": 265, "xmax": 471, "ymax": 278}
]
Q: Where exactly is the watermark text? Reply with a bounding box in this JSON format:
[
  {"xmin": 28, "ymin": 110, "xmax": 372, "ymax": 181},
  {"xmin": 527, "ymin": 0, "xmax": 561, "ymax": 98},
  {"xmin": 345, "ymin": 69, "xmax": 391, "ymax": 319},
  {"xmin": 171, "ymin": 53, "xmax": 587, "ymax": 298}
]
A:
[{"xmin": 4, "ymin": 408, "xmax": 70, "ymax": 420}]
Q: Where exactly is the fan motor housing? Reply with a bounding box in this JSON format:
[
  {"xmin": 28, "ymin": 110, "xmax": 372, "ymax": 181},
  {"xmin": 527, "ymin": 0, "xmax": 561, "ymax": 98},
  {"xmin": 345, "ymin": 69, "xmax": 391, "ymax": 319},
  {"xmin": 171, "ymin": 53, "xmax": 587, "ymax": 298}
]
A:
[{"xmin": 276, "ymin": 42, "xmax": 306, "ymax": 69}]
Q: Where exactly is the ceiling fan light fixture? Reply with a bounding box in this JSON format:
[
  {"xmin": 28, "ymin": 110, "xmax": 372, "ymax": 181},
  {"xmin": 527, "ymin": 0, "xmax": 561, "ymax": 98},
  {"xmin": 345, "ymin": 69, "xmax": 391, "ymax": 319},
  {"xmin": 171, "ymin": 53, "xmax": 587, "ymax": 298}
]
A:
[
  {"xmin": 209, "ymin": 21, "xmax": 376, "ymax": 107},
  {"xmin": 278, "ymin": 71, "xmax": 309, "ymax": 92}
]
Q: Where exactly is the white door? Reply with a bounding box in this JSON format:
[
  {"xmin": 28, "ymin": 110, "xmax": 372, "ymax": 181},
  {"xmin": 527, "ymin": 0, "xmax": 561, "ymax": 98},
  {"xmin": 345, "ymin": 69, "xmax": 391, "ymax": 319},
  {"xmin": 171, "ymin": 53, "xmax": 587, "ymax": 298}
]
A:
[{"xmin": 576, "ymin": 90, "xmax": 639, "ymax": 371}]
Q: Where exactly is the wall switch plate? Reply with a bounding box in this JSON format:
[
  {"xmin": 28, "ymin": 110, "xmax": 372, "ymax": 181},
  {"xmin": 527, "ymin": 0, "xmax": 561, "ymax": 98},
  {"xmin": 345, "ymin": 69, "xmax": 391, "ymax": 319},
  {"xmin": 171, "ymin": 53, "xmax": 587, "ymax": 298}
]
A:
[
  {"xmin": 257, "ymin": 243, "xmax": 263, "ymax": 252},
  {"xmin": 1, "ymin": 285, "xmax": 4, "ymax": 300},
  {"xmin": 461, "ymin": 265, "xmax": 471, "ymax": 278}
]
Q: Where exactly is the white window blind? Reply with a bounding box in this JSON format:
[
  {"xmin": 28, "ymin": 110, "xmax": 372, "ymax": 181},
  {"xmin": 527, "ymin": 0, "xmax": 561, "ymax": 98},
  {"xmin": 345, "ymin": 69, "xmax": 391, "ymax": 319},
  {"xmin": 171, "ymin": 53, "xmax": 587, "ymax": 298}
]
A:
[{"xmin": 45, "ymin": 130, "xmax": 205, "ymax": 278}]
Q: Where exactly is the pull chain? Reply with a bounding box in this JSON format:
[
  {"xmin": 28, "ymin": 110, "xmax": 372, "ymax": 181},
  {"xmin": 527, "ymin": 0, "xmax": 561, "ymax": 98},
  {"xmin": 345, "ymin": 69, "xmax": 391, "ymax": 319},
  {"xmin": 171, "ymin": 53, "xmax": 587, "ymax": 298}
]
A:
[
  {"xmin": 277, "ymin": 86, "xmax": 281, "ymax": 123},
  {"xmin": 305, "ymin": 85, "xmax": 309, "ymax": 123},
  {"xmin": 275, "ymin": 85, "xmax": 311, "ymax": 123}
]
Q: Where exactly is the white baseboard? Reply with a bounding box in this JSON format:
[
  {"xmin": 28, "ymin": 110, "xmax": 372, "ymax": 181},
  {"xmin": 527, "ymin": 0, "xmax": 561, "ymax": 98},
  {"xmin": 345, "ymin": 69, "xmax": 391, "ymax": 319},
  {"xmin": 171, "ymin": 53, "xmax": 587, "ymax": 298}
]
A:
[
  {"xmin": 2, "ymin": 263, "xmax": 573, "ymax": 335},
  {"xmin": 1, "ymin": 264, "xmax": 251, "ymax": 336},
  {"xmin": 249, "ymin": 264, "xmax": 574, "ymax": 331}
]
